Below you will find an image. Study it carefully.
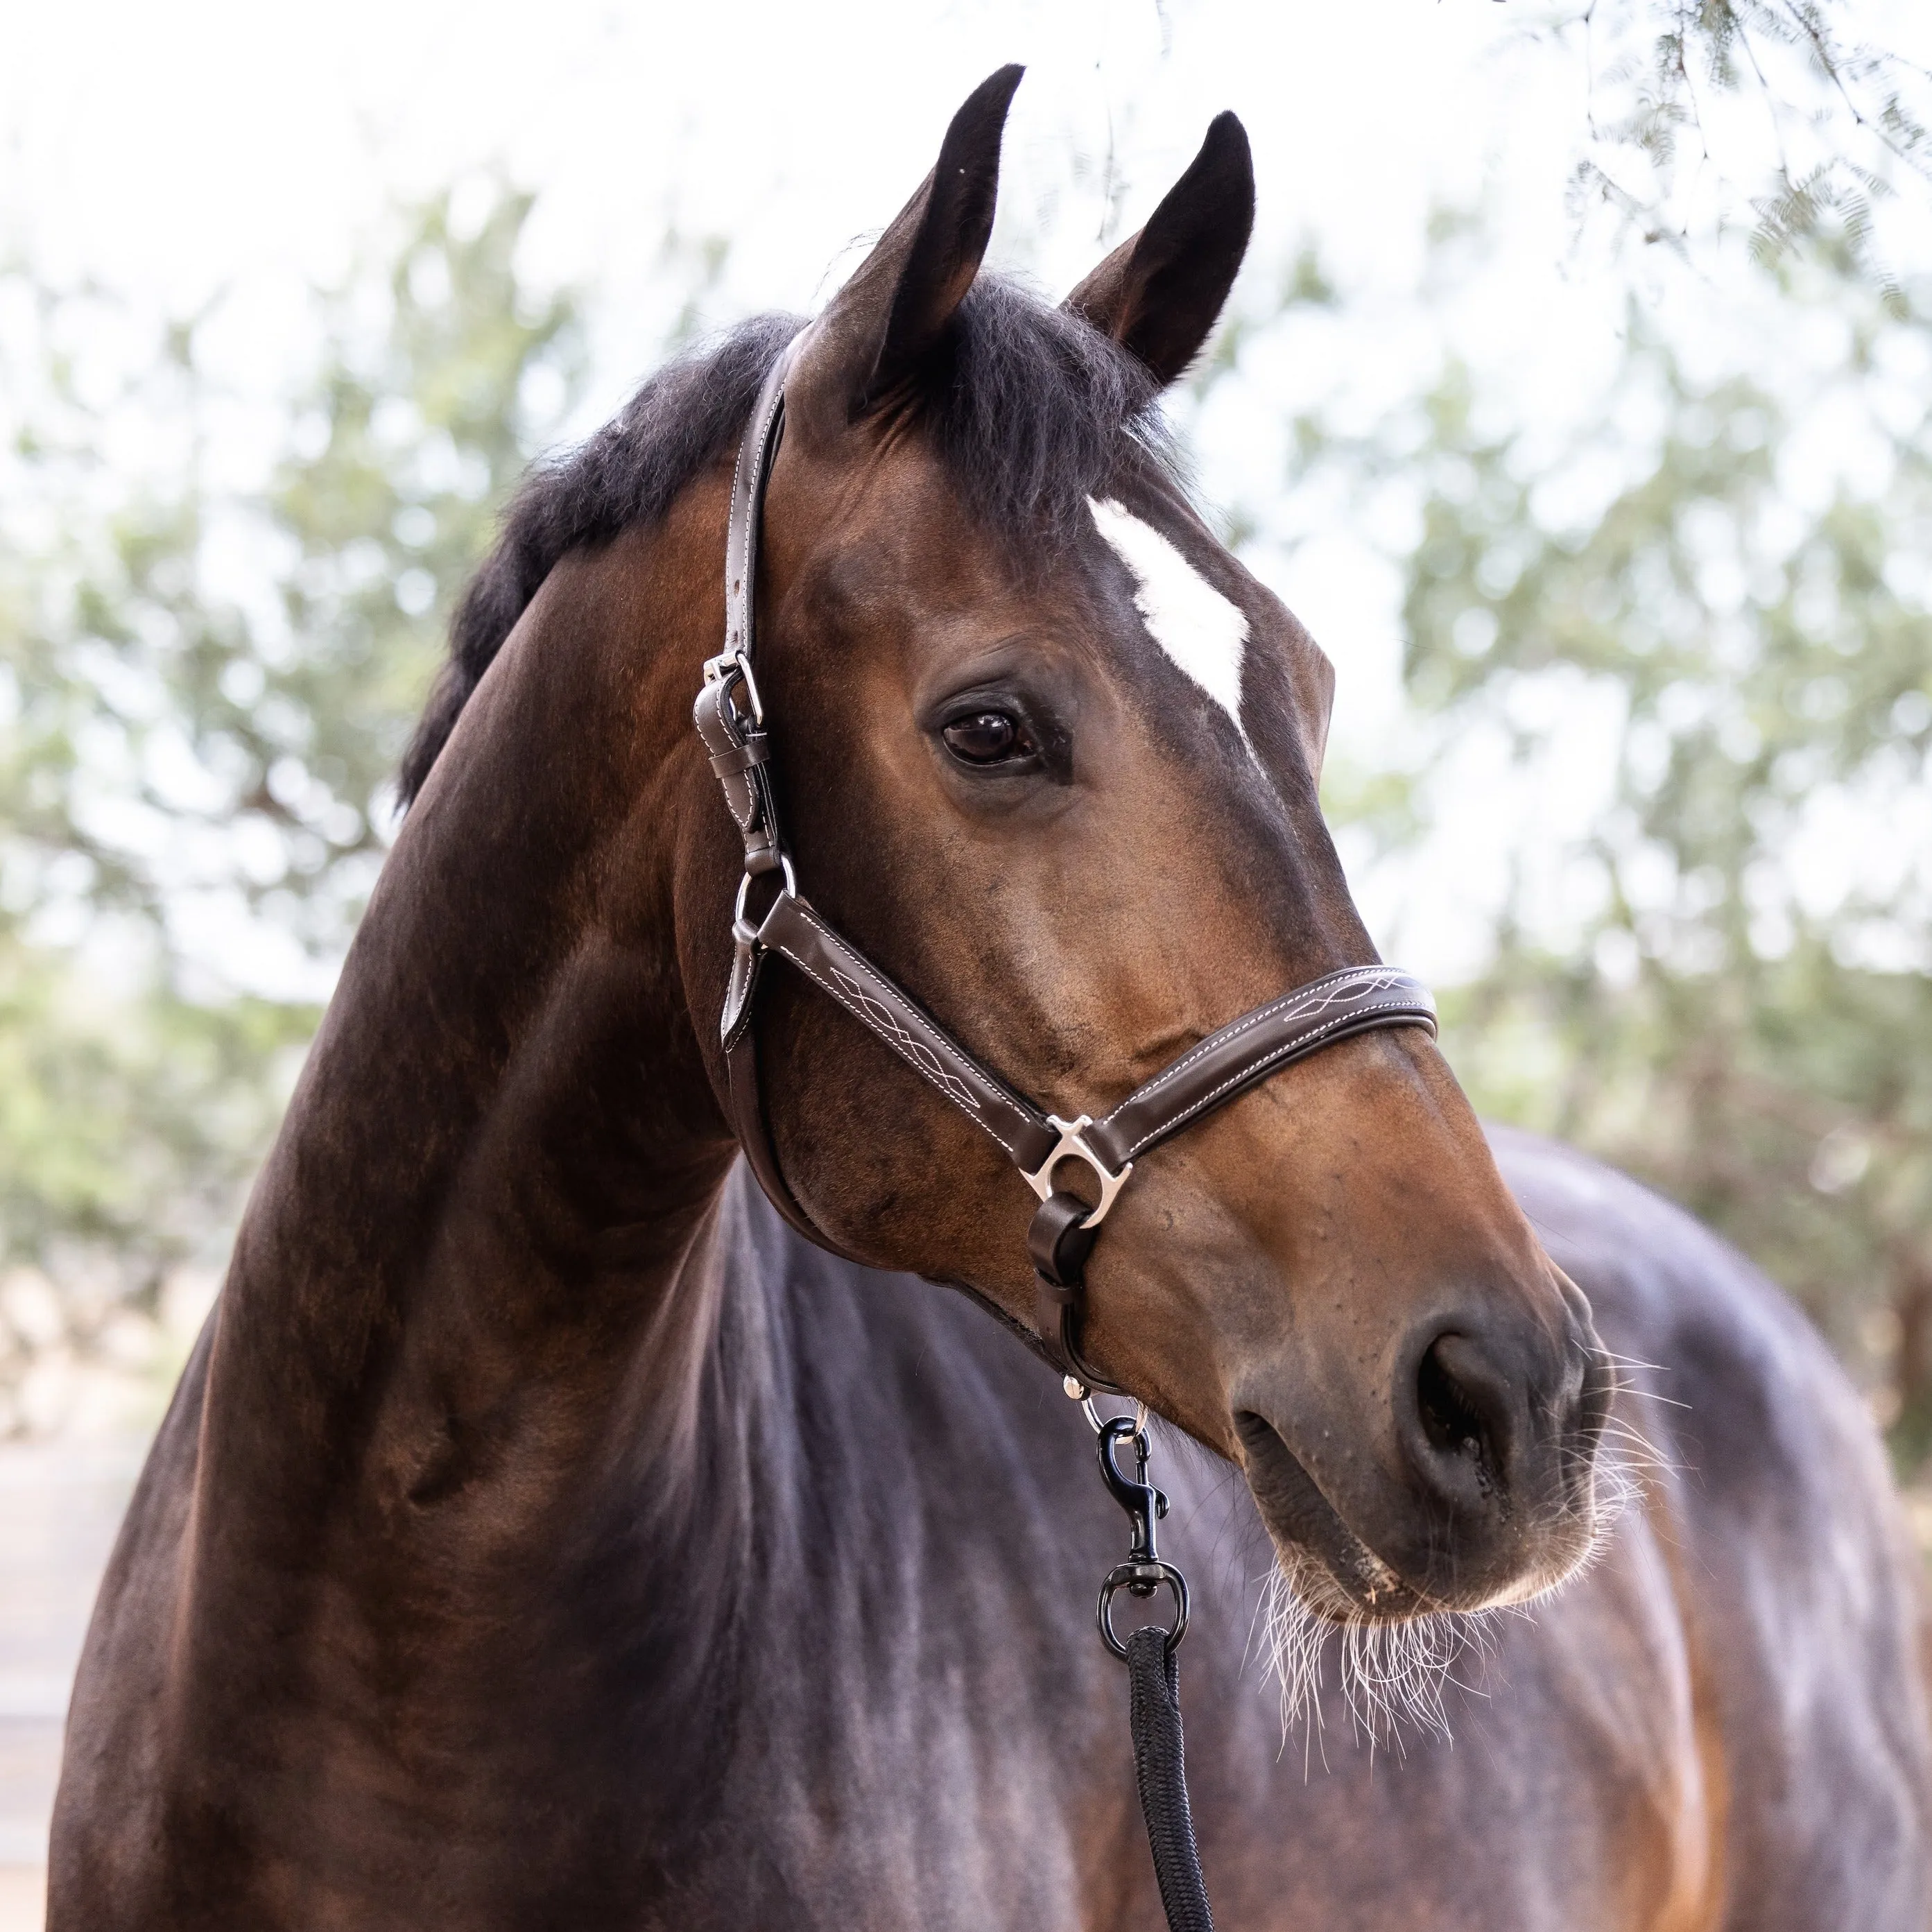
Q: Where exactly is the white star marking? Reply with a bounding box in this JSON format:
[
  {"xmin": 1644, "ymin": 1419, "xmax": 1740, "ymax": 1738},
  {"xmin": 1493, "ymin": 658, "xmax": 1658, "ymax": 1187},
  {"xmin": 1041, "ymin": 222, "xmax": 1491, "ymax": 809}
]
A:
[{"xmin": 1089, "ymin": 496, "xmax": 1251, "ymax": 747}]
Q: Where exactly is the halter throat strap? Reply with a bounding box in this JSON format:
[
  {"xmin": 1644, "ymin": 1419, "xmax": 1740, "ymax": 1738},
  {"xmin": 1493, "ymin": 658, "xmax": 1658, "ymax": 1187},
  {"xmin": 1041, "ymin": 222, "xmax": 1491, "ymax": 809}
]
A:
[{"xmin": 694, "ymin": 342, "xmax": 1436, "ymax": 1392}]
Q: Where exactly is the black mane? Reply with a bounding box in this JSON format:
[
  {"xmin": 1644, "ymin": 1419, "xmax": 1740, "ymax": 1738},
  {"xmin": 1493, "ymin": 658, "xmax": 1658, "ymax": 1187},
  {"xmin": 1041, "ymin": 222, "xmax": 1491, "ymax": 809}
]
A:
[{"xmin": 399, "ymin": 279, "xmax": 1165, "ymax": 804}]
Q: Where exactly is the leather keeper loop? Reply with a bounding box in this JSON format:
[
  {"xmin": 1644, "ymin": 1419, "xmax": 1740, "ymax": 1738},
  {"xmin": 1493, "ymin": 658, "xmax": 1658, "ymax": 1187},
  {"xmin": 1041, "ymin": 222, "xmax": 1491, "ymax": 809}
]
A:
[
  {"xmin": 709, "ymin": 736, "xmax": 771, "ymax": 779},
  {"xmin": 1029, "ymin": 1191, "xmax": 1100, "ymax": 1288}
]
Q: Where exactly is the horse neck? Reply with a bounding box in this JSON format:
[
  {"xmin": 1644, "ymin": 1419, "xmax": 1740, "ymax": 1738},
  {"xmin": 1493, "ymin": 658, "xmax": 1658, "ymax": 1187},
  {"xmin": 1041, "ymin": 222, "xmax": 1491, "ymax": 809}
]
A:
[{"xmin": 194, "ymin": 488, "xmax": 755, "ymax": 1576}]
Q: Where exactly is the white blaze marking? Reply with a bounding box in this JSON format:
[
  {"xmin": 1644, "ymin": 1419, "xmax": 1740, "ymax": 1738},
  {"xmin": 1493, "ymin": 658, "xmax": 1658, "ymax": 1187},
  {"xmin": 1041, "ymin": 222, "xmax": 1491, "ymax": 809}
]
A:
[{"xmin": 1089, "ymin": 496, "xmax": 1250, "ymax": 743}]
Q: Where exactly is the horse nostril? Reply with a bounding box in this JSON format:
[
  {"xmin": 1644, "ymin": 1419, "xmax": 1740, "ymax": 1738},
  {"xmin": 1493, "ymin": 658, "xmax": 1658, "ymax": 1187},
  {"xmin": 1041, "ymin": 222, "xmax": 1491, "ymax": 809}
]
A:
[{"xmin": 1413, "ymin": 1334, "xmax": 1517, "ymax": 1490}]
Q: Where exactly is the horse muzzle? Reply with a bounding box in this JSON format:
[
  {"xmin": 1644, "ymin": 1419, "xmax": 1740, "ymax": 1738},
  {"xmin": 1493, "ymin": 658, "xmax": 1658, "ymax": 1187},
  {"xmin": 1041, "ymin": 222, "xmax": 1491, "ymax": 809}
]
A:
[{"xmin": 1234, "ymin": 1273, "xmax": 1614, "ymax": 1620}]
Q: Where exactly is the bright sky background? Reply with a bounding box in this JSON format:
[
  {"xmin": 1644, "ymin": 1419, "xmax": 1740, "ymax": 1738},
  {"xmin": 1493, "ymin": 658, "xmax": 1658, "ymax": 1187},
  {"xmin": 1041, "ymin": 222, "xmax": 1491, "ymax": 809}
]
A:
[
  {"xmin": 3, "ymin": 1, "xmax": 1555, "ymax": 311},
  {"xmin": 3, "ymin": 0, "xmax": 1928, "ymax": 992}
]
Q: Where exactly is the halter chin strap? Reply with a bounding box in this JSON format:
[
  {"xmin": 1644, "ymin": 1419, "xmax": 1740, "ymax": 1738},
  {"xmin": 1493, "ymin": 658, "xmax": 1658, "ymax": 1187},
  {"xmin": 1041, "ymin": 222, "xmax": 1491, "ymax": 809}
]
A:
[{"xmin": 695, "ymin": 341, "xmax": 1437, "ymax": 1393}]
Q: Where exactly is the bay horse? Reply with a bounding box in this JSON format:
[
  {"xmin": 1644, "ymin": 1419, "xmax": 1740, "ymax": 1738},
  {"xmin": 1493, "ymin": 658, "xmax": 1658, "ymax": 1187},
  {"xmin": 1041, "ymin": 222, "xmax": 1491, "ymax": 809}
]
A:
[{"xmin": 51, "ymin": 69, "xmax": 1931, "ymax": 1929}]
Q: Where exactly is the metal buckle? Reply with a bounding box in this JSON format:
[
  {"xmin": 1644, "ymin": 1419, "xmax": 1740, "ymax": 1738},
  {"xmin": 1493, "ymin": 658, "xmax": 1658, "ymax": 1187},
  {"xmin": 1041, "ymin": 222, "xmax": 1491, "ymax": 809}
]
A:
[
  {"xmin": 1021, "ymin": 1114, "xmax": 1132, "ymax": 1230},
  {"xmin": 703, "ymin": 649, "xmax": 765, "ymax": 727}
]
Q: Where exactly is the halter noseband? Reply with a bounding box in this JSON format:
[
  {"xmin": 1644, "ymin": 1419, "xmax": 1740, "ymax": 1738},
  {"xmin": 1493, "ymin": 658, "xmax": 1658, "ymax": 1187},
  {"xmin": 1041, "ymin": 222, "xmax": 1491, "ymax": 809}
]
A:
[{"xmin": 693, "ymin": 340, "xmax": 1436, "ymax": 1395}]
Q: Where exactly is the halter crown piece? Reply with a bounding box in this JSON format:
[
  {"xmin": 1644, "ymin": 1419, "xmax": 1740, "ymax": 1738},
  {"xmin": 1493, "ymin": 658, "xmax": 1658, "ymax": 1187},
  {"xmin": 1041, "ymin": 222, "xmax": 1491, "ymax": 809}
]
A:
[{"xmin": 694, "ymin": 338, "xmax": 1438, "ymax": 1395}]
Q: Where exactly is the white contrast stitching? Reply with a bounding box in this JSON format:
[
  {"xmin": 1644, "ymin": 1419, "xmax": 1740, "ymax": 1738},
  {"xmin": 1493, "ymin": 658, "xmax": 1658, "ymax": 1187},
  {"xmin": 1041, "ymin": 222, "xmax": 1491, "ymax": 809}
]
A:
[
  {"xmin": 1108, "ymin": 997, "xmax": 1433, "ymax": 1160},
  {"xmin": 771, "ymin": 906, "xmax": 1034, "ymax": 1159},
  {"xmin": 1122, "ymin": 969, "xmax": 1416, "ymax": 1105}
]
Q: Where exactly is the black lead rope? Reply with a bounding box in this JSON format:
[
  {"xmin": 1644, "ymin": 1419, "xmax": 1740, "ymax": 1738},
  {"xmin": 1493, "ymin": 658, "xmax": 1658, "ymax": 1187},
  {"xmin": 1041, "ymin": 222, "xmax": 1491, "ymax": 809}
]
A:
[
  {"xmin": 1127, "ymin": 1628, "xmax": 1216, "ymax": 1932},
  {"xmin": 1089, "ymin": 1411, "xmax": 1216, "ymax": 1930}
]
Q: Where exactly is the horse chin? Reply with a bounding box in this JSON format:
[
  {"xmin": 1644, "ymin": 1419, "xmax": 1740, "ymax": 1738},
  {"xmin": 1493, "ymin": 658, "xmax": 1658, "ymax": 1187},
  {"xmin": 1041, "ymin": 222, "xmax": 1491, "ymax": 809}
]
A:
[
  {"xmin": 1273, "ymin": 1534, "xmax": 1597, "ymax": 1630},
  {"xmin": 1237, "ymin": 1408, "xmax": 1604, "ymax": 1627},
  {"xmin": 1268, "ymin": 1539, "xmax": 1431, "ymax": 1628}
]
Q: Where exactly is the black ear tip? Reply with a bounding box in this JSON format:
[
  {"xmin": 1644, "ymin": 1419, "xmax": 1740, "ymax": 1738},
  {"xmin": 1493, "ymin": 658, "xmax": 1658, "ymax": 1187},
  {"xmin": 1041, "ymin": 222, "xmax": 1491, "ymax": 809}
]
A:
[
  {"xmin": 938, "ymin": 64, "xmax": 1025, "ymax": 165},
  {"xmin": 963, "ymin": 63, "xmax": 1026, "ymax": 120},
  {"xmin": 1200, "ymin": 112, "xmax": 1254, "ymax": 178}
]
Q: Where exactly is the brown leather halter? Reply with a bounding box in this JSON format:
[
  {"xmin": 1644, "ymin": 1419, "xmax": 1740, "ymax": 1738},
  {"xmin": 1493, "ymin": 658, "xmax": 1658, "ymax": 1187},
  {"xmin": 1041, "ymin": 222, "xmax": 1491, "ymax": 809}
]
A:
[{"xmin": 694, "ymin": 340, "xmax": 1437, "ymax": 1395}]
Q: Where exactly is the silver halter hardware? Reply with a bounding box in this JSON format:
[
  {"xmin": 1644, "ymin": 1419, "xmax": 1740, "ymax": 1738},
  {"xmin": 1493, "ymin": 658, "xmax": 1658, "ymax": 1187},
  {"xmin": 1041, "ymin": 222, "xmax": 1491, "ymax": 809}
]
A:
[{"xmin": 1022, "ymin": 1116, "xmax": 1134, "ymax": 1230}]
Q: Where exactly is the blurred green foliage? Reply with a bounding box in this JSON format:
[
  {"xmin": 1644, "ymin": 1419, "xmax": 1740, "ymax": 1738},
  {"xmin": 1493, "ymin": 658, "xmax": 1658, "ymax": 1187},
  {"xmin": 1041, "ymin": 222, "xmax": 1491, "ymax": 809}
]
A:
[
  {"xmin": 0, "ymin": 189, "xmax": 581, "ymax": 1425},
  {"xmin": 1540, "ymin": 0, "xmax": 1932, "ymax": 293},
  {"xmin": 1279, "ymin": 254, "xmax": 1932, "ymax": 1456}
]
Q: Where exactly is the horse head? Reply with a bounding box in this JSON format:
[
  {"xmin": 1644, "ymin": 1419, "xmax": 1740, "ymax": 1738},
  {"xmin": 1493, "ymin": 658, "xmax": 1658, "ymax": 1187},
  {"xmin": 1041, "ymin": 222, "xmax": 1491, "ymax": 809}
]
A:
[{"xmin": 670, "ymin": 68, "xmax": 1612, "ymax": 1623}]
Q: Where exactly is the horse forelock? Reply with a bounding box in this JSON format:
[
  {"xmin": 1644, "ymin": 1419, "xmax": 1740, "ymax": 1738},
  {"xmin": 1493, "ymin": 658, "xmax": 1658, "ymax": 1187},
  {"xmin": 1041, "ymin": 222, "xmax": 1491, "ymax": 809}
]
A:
[{"xmin": 398, "ymin": 278, "xmax": 1178, "ymax": 807}]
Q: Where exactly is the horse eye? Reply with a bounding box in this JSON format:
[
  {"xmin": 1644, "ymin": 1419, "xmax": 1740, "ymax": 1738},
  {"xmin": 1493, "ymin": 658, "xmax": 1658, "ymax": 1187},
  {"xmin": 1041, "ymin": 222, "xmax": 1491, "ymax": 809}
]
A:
[{"xmin": 942, "ymin": 711, "xmax": 1031, "ymax": 765}]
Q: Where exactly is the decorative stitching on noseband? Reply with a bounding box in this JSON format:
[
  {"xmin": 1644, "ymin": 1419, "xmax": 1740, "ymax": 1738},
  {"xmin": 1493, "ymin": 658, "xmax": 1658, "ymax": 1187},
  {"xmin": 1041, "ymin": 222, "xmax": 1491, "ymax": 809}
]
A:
[
  {"xmin": 1116, "ymin": 967, "xmax": 1413, "ymax": 1111},
  {"xmin": 774, "ymin": 945, "xmax": 1022, "ymax": 1157},
  {"xmin": 1108, "ymin": 994, "xmax": 1433, "ymax": 1160}
]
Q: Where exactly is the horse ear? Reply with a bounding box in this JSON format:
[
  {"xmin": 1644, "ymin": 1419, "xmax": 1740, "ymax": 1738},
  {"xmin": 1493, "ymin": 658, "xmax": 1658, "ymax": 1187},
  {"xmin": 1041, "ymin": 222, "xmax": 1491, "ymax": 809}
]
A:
[
  {"xmin": 1064, "ymin": 112, "xmax": 1254, "ymax": 386},
  {"xmin": 791, "ymin": 66, "xmax": 1022, "ymax": 429}
]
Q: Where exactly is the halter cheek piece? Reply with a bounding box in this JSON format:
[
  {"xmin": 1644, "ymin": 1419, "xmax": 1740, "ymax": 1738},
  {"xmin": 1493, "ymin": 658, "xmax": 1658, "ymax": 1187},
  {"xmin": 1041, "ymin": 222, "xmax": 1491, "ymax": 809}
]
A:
[{"xmin": 694, "ymin": 340, "xmax": 1436, "ymax": 1397}]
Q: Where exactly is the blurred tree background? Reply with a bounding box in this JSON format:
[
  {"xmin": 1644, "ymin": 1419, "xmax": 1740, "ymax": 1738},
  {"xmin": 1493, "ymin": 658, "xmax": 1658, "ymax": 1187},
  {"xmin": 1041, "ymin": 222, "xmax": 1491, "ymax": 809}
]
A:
[
  {"xmin": 1227, "ymin": 0, "xmax": 1932, "ymax": 1474},
  {"xmin": 1227, "ymin": 239, "xmax": 1932, "ymax": 1454},
  {"xmin": 0, "ymin": 189, "xmax": 583, "ymax": 1428},
  {"xmin": 0, "ymin": 0, "xmax": 1927, "ymax": 1478}
]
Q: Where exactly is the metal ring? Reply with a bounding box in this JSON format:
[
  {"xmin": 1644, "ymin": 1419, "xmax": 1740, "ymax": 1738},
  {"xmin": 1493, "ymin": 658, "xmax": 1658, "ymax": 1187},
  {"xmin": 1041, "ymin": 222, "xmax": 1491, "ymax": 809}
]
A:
[
  {"xmin": 732, "ymin": 854, "xmax": 799, "ymax": 938},
  {"xmin": 1097, "ymin": 1561, "xmax": 1189, "ymax": 1660},
  {"xmin": 1080, "ymin": 1393, "xmax": 1149, "ymax": 1440}
]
